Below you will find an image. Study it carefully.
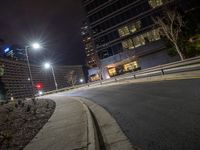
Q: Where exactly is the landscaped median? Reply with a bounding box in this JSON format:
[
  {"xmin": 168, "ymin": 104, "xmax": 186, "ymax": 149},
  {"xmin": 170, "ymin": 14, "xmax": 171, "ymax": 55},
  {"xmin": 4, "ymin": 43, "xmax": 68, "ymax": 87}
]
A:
[
  {"xmin": 23, "ymin": 95, "xmax": 138, "ymax": 150},
  {"xmin": 0, "ymin": 99, "xmax": 55, "ymax": 150}
]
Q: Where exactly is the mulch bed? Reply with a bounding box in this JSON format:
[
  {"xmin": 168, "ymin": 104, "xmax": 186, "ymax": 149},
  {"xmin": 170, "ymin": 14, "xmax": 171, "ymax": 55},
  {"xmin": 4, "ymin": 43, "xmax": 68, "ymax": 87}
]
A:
[{"xmin": 0, "ymin": 99, "xmax": 55, "ymax": 150}]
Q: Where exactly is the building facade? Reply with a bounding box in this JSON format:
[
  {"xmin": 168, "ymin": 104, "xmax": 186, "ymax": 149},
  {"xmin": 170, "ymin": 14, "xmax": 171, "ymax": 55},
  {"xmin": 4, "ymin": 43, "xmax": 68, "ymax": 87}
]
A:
[
  {"xmin": 82, "ymin": 0, "xmax": 181, "ymax": 79},
  {"xmin": 0, "ymin": 58, "xmax": 84, "ymax": 100},
  {"xmin": 0, "ymin": 44, "xmax": 26, "ymax": 61},
  {"xmin": 81, "ymin": 21, "xmax": 101, "ymax": 81},
  {"xmin": 81, "ymin": 21, "xmax": 97, "ymax": 68}
]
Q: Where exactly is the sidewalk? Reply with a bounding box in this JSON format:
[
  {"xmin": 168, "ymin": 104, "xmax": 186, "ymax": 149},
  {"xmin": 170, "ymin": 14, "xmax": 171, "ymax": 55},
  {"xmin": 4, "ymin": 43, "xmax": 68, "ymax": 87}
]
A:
[
  {"xmin": 25, "ymin": 95, "xmax": 135, "ymax": 150},
  {"xmin": 24, "ymin": 96, "xmax": 89, "ymax": 150}
]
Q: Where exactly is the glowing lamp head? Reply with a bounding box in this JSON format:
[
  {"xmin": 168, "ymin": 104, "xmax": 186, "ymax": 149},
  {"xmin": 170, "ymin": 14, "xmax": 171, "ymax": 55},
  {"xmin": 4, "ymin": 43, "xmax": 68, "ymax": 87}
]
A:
[
  {"xmin": 44, "ymin": 63, "xmax": 51, "ymax": 69},
  {"xmin": 79, "ymin": 78, "xmax": 84, "ymax": 83},
  {"xmin": 32, "ymin": 43, "xmax": 41, "ymax": 49},
  {"xmin": 38, "ymin": 91, "xmax": 43, "ymax": 96}
]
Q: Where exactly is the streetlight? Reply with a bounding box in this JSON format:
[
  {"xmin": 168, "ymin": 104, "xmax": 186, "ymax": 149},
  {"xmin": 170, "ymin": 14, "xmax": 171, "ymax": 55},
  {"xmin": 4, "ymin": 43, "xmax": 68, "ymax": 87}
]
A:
[
  {"xmin": 38, "ymin": 90, "xmax": 43, "ymax": 96},
  {"xmin": 32, "ymin": 43, "xmax": 41, "ymax": 49},
  {"xmin": 25, "ymin": 42, "xmax": 41, "ymax": 99},
  {"xmin": 43, "ymin": 62, "xmax": 58, "ymax": 90},
  {"xmin": 79, "ymin": 78, "xmax": 84, "ymax": 83}
]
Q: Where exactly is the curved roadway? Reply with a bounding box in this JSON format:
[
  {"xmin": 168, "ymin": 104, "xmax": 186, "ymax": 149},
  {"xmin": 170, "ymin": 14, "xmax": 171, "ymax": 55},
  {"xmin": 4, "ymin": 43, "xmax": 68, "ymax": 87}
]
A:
[{"xmin": 57, "ymin": 79, "xmax": 200, "ymax": 150}]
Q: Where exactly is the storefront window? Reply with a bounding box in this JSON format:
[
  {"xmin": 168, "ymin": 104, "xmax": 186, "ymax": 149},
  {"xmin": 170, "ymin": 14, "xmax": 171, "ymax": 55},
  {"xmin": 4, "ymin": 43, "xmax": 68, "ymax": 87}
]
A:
[
  {"xmin": 124, "ymin": 61, "xmax": 138, "ymax": 72},
  {"xmin": 108, "ymin": 68, "xmax": 117, "ymax": 77},
  {"xmin": 90, "ymin": 74, "xmax": 100, "ymax": 81}
]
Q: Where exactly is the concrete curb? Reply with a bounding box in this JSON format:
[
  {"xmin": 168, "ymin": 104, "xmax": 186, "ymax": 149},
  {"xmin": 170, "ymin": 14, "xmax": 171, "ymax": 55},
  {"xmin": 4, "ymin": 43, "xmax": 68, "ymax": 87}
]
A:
[
  {"xmin": 78, "ymin": 100, "xmax": 100, "ymax": 150},
  {"xmin": 73, "ymin": 97, "xmax": 140, "ymax": 150},
  {"xmin": 24, "ymin": 95, "xmax": 138, "ymax": 150}
]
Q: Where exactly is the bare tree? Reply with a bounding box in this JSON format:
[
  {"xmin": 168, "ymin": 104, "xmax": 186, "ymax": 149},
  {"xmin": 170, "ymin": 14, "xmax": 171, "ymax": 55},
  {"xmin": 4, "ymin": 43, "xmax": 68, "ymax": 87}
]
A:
[
  {"xmin": 65, "ymin": 70, "xmax": 77, "ymax": 87},
  {"xmin": 153, "ymin": 8, "xmax": 184, "ymax": 60}
]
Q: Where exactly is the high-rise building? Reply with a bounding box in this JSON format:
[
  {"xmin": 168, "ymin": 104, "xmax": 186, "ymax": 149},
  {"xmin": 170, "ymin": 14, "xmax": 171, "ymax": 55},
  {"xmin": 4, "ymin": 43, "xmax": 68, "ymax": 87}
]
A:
[
  {"xmin": 81, "ymin": 21, "xmax": 101, "ymax": 81},
  {"xmin": 82, "ymin": 0, "xmax": 183, "ymax": 79},
  {"xmin": 81, "ymin": 21, "xmax": 97, "ymax": 68}
]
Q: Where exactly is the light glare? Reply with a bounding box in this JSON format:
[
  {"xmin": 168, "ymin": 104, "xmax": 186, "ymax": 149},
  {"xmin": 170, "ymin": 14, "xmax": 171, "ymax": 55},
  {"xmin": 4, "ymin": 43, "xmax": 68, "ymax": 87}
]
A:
[
  {"xmin": 32, "ymin": 43, "xmax": 41, "ymax": 49},
  {"xmin": 44, "ymin": 63, "xmax": 51, "ymax": 69},
  {"xmin": 80, "ymin": 78, "xmax": 84, "ymax": 83},
  {"xmin": 38, "ymin": 91, "xmax": 43, "ymax": 96}
]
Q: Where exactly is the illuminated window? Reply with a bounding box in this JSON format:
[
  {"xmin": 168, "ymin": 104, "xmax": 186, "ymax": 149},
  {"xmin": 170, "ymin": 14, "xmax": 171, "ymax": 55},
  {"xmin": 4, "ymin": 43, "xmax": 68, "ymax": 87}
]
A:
[
  {"xmin": 144, "ymin": 31, "xmax": 154, "ymax": 43},
  {"xmin": 152, "ymin": 28, "xmax": 161, "ymax": 40},
  {"xmin": 118, "ymin": 26, "xmax": 130, "ymax": 37},
  {"xmin": 132, "ymin": 35, "xmax": 145, "ymax": 48},
  {"xmin": 124, "ymin": 61, "xmax": 138, "ymax": 72},
  {"xmin": 122, "ymin": 41, "xmax": 128, "ymax": 49},
  {"xmin": 118, "ymin": 21, "xmax": 141, "ymax": 37},
  {"xmin": 148, "ymin": 0, "xmax": 163, "ymax": 8},
  {"xmin": 143, "ymin": 28, "xmax": 161, "ymax": 42},
  {"xmin": 108, "ymin": 68, "xmax": 117, "ymax": 77},
  {"xmin": 122, "ymin": 28, "xmax": 161, "ymax": 50},
  {"xmin": 122, "ymin": 39, "xmax": 134, "ymax": 49},
  {"xmin": 90, "ymin": 74, "xmax": 100, "ymax": 81},
  {"xmin": 129, "ymin": 21, "xmax": 141, "ymax": 33}
]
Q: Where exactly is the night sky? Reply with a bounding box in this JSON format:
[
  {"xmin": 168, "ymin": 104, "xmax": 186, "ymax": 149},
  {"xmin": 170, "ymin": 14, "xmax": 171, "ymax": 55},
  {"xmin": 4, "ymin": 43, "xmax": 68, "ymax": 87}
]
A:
[{"xmin": 0, "ymin": 0, "xmax": 86, "ymax": 65}]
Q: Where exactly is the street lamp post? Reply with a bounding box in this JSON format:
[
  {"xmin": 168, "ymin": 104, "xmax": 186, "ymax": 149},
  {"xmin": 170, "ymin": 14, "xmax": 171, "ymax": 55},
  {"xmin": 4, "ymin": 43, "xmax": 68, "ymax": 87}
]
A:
[
  {"xmin": 44, "ymin": 63, "xmax": 58, "ymax": 90},
  {"xmin": 25, "ymin": 43, "xmax": 41, "ymax": 99}
]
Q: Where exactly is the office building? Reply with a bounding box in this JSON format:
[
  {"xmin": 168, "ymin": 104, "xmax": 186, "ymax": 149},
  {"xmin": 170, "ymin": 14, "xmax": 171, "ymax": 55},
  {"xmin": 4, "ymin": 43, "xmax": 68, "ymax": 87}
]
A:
[{"xmin": 82, "ymin": 0, "xmax": 182, "ymax": 79}]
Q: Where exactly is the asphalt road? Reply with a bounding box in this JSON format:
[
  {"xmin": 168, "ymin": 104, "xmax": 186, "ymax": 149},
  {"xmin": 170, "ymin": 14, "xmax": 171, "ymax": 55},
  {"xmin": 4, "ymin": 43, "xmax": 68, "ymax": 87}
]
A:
[{"xmin": 59, "ymin": 79, "xmax": 200, "ymax": 150}]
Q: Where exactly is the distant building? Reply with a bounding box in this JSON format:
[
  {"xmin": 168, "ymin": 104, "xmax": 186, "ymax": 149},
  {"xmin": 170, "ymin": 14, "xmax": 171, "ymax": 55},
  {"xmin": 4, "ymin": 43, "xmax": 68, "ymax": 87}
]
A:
[
  {"xmin": 81, "ymin": 0, "xmax": 183, "ymax": 79},
  {"xmin": 0, "ymin": 57, "xmax": 84, "ymax": 100},
  {"xmin": 81, "ymin": 21, "xmax": 101, "ymax": 81},
  {"xmin": 81, "ymin": 21, "xmax": 97, "ymax": 68},
  {"xmin": 1, "ymin": 44, "xmax": 26, "ymax": 61}
]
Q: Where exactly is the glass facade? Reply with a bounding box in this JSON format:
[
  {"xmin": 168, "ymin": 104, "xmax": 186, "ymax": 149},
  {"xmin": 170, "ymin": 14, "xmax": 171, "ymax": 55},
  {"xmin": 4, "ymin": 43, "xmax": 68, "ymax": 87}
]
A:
[
  {"xmin": 122, "ymin": 28, "xmax": 161, "ymax": 49},
  {"xmin": 94, "ymin": 17, "xmax": 153, "ymax": 48},
  {"xmin": 88, "ymin": 0, "xmax": 140, "ymax": 23},
  {"xmin": 118, "ymin": 21, "xmax": 141, "ymax": 37},
  {"xmin": 91, "ymin": 1, "xmax": 149, "ymax": 35},
  {"xmin": 83, "ymin": 0, "xmax": 166, "ymax": 64},
  {"xmin": 85, "ymin": 0, "xmax": 109, "ymax": 12},
  {"xmin": 98, "ymin": 43, "xmax": 122, "ymax": 59},
  {"xmin": 81, "ymin": 21, "xmax": 97, "ymax": 68}
]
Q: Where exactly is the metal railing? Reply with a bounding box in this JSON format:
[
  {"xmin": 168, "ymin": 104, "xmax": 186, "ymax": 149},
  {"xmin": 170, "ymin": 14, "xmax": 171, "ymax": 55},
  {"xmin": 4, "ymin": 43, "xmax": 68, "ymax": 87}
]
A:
[{"xmin": 44, "ymin": 56, "xmax": 200, "ymax": 95}]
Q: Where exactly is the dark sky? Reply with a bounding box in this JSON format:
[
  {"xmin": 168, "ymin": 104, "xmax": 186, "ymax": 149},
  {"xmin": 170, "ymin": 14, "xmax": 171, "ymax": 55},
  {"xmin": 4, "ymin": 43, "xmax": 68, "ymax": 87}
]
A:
[{"xmin": 0, "ymin": 0, "xmax": 86, "ymax": 65}]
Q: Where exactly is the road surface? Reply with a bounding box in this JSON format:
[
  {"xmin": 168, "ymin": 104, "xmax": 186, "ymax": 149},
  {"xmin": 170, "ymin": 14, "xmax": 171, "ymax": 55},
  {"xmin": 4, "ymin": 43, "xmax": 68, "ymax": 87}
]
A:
[{"xmin": 57, "ymin": 79, "xmax": 200, "ymax": 150}]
